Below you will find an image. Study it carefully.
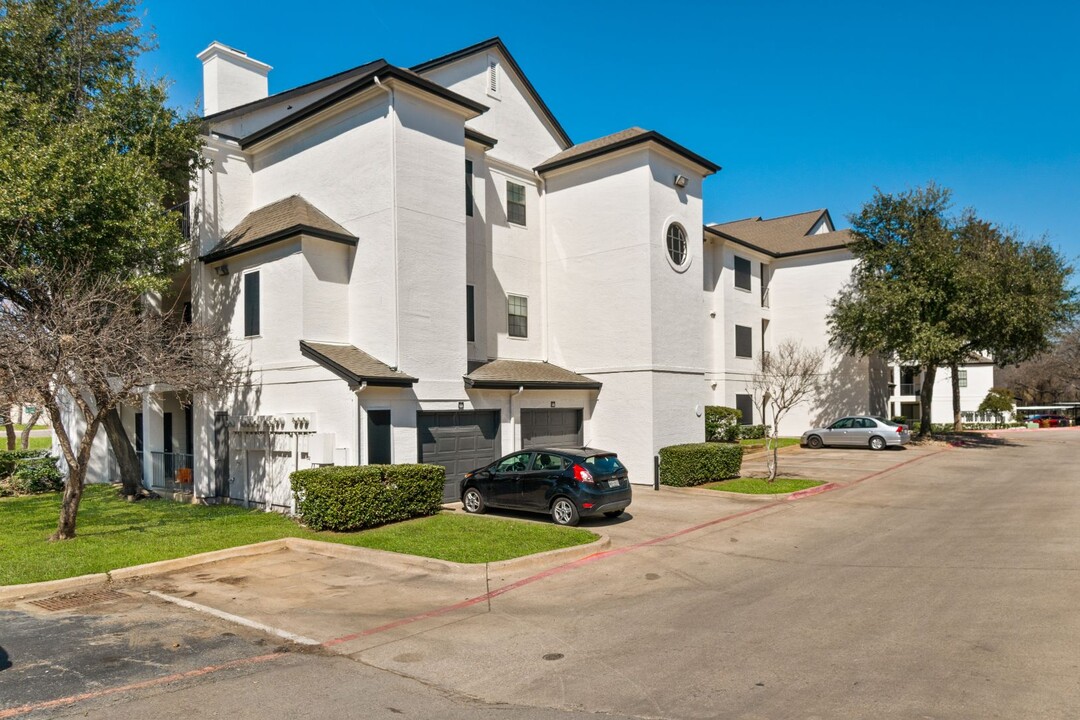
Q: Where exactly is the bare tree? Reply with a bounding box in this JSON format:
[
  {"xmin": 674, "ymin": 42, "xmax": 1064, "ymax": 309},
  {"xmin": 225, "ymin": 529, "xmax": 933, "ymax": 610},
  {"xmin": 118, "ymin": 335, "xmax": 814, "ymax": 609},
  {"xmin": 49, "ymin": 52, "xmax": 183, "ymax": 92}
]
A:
[
  {"xmin": 749, "ymin": 341, "xmax": 825, "ymax": 482},
  {"xmin": 0, "ymin": 266, "xmax": 239, "ymax": 540}
]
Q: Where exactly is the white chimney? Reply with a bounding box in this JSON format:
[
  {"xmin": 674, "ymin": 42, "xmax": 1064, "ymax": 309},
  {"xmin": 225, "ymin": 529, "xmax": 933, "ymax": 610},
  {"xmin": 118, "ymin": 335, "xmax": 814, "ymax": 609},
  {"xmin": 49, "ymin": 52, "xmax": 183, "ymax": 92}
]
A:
[{"xmin": 197, "ymin": 41, "xmax": 272, "ymax": 116}]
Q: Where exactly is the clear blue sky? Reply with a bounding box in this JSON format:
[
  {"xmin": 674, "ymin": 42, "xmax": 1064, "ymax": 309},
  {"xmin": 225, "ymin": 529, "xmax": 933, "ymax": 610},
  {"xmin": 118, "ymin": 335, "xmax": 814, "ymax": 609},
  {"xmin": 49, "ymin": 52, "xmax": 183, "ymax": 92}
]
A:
[{"xmin": 136, "ymin": 0, "xmax": 1079, "ymax": 263}]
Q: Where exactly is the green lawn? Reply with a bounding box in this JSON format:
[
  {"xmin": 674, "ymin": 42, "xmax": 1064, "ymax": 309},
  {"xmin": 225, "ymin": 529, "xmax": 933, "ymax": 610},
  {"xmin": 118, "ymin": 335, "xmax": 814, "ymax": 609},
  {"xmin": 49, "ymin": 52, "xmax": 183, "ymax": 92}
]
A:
[
  {"xmin": 12, "ymin": 424, "xmax": 47, "ymax": 431},
  {"xmin": 25, "ymin": 436, "xmax": 51, "ymax": 451},
  {"xmin": 739, "ymin": 437, "xmax": 802, "ymax": 450},
  {"xmin": 704, "ymin": 477, "xmax": 824, "ymax": 494},
  {"xmin": 0, "ymin": 485, "xmax": 598, "ymax": 585}
]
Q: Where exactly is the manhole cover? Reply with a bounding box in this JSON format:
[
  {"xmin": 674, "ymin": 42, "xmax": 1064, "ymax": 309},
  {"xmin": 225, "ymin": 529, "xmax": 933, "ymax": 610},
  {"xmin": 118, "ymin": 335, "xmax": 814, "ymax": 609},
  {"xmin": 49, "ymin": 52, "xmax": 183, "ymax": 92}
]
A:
[
  {"xmin": 542, "ymin": 653, "xmax": 564, "ymax": 661},
  {"xmin": 29, "ymin": 589, "xmax": 128, "ymax": 611}
]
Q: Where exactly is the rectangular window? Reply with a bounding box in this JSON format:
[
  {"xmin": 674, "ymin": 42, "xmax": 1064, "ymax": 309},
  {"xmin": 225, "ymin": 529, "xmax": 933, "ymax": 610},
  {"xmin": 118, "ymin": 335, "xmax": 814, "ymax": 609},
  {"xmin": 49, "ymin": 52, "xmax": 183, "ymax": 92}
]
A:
[
  {"xmin": 958, "ymin": 369, "xmax": 967, "ymax": 388},
  {"xmin": 466, "ymin": 285, "xmax": 476, "ymax": 342},
  {"xmin": 508, "ymin": 294, "xmax": 528, "ymax": 338},
  {"xmin": 507, "ymin": 181, "xmax": 526, "ymax": 226},
  {"xmin": 734, "ymin": 256, "xmax": 752, "ymax": 291},
  {"xmin": 465, "ymin": 160, "xmax": 474, "ymax": 217},
  {"xmin": 735, "ymin": 324, "xmax": 752, "ymax": 358},
  {"xmin": 243, "ymin": 271, "xmax": 260, "ymax": 337},
  {"xmin": 135, "ymin": 413, "xmax": 144, "ymax": 454},
  {"xmin": 735, "ymin": 394, "xmax": 754, "ymax": 426}
]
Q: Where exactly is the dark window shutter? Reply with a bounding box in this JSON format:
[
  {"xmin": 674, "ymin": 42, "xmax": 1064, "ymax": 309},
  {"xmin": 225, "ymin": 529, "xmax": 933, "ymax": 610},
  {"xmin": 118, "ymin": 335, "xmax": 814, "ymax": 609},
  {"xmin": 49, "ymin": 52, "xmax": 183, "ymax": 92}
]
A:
[
  {"xmin": 735, "ymin": 394, "xmax": 754, "ymax": 425},
  {"xmin": 465, "ymin": 160, "xmax": 474, "ymax": 217},
  {"xmin": 244, "ymin": 272, "xmax": 260, "ymax": 337},
  {"xmin": 466, "ymin": 285, "xmax": 475, "ymax": 342},
  {"xmin": 734, "ymin": 256, "xmax": 752, "ymax": 291},
  {"xmin": 735, "ymin": 325, "xmax": 752, "ymax": 358}
]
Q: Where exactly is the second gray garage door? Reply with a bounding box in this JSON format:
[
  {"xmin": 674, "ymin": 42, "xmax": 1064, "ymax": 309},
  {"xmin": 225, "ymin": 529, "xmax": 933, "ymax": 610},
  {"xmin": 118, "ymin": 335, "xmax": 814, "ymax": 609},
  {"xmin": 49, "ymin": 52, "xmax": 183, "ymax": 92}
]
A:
[
  {"xmin": 521, "ymin": 408, "xmax": 583, "ymax": 449},
  {"xmin": 417, "ymin": 411, "xmax": 501, "ymax": 502}
]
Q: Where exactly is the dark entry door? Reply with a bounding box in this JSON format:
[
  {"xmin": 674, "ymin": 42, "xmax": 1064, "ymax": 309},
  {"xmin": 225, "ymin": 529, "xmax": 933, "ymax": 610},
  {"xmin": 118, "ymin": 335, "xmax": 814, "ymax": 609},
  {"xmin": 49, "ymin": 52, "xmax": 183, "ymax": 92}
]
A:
[
  {"xmin": 367, "ymin": 410, "xmax": 392, "ymax": 464},
  {"xmin": 417, "ymin": 411, "xmax": 501, "ymax": 502},
  {"xmin": 213, "ymin": 412, "xmax": 229, "ymax": 498},
  {"xmin": 521, "ymin": 409, "xmax": 583, "ymax": 449}
]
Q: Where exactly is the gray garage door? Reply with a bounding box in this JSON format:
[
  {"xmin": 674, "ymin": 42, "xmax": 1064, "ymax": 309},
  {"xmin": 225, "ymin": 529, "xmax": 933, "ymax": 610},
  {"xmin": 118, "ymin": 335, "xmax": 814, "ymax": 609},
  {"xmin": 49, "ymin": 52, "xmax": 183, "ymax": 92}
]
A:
[
  {"xmin": 521, "ymin": 408, "xmax": 583, "ymax": 449},
  {"xmin": 417, "ymin": 411, "xmax": 501, "ymax": 502}
]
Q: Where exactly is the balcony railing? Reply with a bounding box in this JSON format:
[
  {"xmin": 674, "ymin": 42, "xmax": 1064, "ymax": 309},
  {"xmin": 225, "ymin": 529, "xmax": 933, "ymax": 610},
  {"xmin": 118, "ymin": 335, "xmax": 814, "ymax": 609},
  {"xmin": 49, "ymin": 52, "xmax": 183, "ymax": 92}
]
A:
[
  {"xmin": 151, "ymin": 451, "xmax": 194, "ymax": 493},
  {"xmin": 761, "ymin": 286, "xmax": 771, "ymax": 308},
  {"xmin": 898, "ymin": 383, "xmax": 919, "ymax": 396}
]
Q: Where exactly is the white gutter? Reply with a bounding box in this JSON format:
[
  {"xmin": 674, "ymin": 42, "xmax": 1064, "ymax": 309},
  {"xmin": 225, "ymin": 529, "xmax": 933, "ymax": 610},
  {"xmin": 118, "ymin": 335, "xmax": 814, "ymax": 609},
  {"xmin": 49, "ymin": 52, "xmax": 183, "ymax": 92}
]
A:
[
  {"xmin": 535, "ymin": 170, "xmax": 548, "ymax": 363},
  {"xmin": 353, "ymin": 381, "xmax": 368, "ymax": 464},
  {"xmin": 373, "ymin": 76, "xmax": 401, "ymax": 371},
  {"xmin": 511, "ymin": 385, "xmax": 525, "ymax": 449}
]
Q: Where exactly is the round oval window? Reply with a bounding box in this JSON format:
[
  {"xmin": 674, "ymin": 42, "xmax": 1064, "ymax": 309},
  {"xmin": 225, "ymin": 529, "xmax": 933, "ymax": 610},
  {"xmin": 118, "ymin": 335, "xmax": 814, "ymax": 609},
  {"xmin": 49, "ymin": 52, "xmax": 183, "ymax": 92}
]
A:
[{"xmin": 666, "ymin": 223, "xmax": 687, "ymax": 266}]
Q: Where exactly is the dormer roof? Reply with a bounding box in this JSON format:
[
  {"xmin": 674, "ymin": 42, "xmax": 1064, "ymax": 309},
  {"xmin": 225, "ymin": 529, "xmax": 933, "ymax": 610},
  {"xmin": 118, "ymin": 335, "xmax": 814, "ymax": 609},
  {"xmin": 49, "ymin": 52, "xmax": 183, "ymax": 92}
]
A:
[
  {"xmin": 535, "ymin": 127, "xmax": 721, "ymax": 175},
  {"xmin": 705, "ymin": 209, "xmax": 854, "ymax": 257},
  {"xmin": 200, "ymin": 195, "xmax": 357, "ymax": 263}
]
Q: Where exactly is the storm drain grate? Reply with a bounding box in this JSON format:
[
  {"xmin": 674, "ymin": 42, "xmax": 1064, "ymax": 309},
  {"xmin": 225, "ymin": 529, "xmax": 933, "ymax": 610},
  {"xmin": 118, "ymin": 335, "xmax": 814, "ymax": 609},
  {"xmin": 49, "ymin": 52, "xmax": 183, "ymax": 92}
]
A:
[{"xmin": 29, "ymin": 588, "xmax": 128, "ymax": 611}]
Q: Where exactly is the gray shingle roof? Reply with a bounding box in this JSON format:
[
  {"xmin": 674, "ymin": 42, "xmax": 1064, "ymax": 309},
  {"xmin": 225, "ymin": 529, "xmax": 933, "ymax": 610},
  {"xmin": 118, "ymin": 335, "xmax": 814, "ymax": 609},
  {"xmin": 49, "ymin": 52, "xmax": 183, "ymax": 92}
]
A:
[
  {"xmin": 300, "ymin": 341, "xmax": 417, "ymax": 387},
  {"xmin": 465, "ymin": 359, "xmax": 601, "ymax": 390},
  {"xmin": 200, "ymin": 195, "xmax": 357, "ymax": 262},
  {"xmin": 535, "ymin": 127, "xmax": 720, "ymax": 175},
  {"xmin": 706, "ymin": 209, "xmax": 855, "ymax": 257}
]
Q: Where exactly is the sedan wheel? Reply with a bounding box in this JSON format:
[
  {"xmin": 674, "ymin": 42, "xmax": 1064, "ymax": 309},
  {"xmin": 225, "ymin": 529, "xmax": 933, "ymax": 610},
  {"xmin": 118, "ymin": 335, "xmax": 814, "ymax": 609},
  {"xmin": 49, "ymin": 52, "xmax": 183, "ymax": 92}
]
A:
[
  {"xmin": 869, "ymin": 435, "xmax": 887, "ymax": 451},
  {"xmin": 462, "ymin": 487, "xmax": 485, "ymax": 514},
  {"xmin": 551, "ymin": 497, "xmax": 580, "ymax": 527},
  {"xmin": 806, "ymin": 435, "xmax": 823, "ymax": 449}
]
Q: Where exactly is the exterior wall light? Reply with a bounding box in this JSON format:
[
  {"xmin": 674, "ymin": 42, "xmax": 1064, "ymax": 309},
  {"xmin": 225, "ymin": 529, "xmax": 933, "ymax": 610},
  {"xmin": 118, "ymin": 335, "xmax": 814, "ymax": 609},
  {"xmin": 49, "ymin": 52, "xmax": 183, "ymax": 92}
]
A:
[
  {"xmin": 674, "ymin": 174, "xmax": 689, "ymax": 188},
  {"xmin": 215, "ymin": 264, "xmax": 229, "ymax": 277}
]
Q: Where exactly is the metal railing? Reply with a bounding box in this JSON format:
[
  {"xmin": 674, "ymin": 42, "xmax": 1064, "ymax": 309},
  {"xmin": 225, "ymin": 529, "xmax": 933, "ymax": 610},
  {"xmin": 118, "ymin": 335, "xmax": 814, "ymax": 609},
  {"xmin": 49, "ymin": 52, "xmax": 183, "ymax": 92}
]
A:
[
  {"xmin": 761, "ymin": 286, "xmax": 771, "ymax": 308},
  {"xmin": 150, "ymin": 452, "xmax": 194, "ymax": 493},
  {"xmin": 898, "ymin": 383, "xmax": 919, "ymax": 396}
]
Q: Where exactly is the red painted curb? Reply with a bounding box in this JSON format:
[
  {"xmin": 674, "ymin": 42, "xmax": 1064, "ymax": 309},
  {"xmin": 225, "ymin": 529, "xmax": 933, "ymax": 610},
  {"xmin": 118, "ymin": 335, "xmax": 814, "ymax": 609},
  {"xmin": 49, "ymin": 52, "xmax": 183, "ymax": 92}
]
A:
[{"xmin": 786, "ymin": 482, "xmax": 841, "ymax": 500}]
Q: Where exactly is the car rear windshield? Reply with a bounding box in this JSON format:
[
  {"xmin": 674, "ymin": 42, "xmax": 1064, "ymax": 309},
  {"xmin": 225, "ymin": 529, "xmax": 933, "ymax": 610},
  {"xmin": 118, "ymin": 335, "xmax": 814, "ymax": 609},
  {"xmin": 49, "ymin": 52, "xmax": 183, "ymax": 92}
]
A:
[
  {"xmin": 872, "ymin": 417, "xmax": 902, "ymax": 427},
  {"xmin": 583, "ymin": 454, "xmax": 624, "ymax": 476}
]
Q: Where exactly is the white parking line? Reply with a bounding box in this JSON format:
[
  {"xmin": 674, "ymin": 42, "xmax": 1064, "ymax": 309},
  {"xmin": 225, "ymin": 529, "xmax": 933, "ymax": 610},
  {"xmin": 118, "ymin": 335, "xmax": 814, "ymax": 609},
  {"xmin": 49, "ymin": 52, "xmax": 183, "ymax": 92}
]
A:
[{"xmin": 147, "ymin": 590, "xmax": 321, "ymax": 646}]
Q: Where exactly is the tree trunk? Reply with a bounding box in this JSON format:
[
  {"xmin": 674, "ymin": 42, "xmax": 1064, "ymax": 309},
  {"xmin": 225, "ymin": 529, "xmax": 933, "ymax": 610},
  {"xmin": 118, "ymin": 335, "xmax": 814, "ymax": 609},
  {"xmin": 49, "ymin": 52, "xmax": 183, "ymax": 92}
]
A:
[
  {"xmin": 950, "ymin": 363, "xmax": 963, "ymax": 432},
  {"xmin": 918, "ymin": 365, "xmax": 937, "ymax": 438},
  {"xmin": 103, "ymin": 408, "xmax": 143, "ymax": 496},
  {"xmin": 19, "ymin": 408, "xmax": 42, "ymax": 449},
  {"xmin": 51, "ymin": 471, "xmax": 85, "ymax": 540},
  {"xmin": 3, "ymin": 416, "xmax": 15, "ymax": 451}
]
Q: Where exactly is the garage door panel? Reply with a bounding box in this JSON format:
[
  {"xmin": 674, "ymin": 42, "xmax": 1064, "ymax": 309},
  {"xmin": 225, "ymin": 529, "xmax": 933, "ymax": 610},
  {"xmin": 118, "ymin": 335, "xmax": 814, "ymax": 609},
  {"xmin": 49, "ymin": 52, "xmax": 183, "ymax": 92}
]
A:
[
  {"xmin": 522, "ymin": 409, "xmax": 583, "ymax": 449},
  {"xmin": 418, "ymin": 411, "xmax": 501, "ymax": 502}
]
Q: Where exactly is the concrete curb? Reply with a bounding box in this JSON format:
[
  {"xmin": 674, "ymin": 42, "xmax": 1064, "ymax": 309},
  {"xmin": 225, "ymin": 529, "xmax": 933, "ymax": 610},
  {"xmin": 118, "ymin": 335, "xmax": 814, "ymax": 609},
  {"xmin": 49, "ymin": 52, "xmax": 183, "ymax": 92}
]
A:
[
  {"xmin": 0, "ymin": 532, "xmax": 611, "ymax": 602},
  {"xmin": 660, "ymin": 484, "xmax": 821, "ymax": 502}
]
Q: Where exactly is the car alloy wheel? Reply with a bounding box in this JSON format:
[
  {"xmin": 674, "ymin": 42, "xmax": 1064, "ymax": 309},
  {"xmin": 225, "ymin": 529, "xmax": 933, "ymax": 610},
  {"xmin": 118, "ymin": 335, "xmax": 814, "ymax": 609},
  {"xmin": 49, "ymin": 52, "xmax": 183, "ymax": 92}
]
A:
[
  {"xmin": 462, "ymin": 487, "xmax": 485, "ymax": 514},
  {"xmin": 807, "ymin": 435, "xmax": 823, "ymax": 449},
  {"xmin": 551, "ymin": 497, "xmax": 580, "ymax": 526},
  {"xmin": 869, "ymin": 435, "xmax": 886, "ymax": 451}
]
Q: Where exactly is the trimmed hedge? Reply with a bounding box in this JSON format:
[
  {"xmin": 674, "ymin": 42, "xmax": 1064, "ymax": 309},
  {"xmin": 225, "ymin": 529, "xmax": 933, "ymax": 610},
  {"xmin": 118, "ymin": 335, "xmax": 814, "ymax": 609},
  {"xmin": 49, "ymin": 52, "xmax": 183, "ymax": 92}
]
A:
[
  {"xmin": 290, "ymin": 464, "xmax": 446, "ymax": 531},
  {"xmin": 736, "ymin": 424, "xmax": 770, "ymax": 440},
  {"xmin": 658, "ymin": 443, "xmax": 744, "ymax": 487},
  {"xmin": 0, "ymin": 449, "xmax": 62, "ymax": 497},
  {"xmin": 705, "ymin": 406, "xmax": 741, "ymax": 442}
]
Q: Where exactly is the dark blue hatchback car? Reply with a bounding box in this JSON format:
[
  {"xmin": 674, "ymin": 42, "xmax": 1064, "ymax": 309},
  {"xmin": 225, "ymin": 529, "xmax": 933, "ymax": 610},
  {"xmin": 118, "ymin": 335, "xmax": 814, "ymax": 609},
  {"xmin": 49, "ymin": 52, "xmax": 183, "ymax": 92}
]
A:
[{"xmin": 460, "ymin": 447, "xmax": 632, "ymax": 526}]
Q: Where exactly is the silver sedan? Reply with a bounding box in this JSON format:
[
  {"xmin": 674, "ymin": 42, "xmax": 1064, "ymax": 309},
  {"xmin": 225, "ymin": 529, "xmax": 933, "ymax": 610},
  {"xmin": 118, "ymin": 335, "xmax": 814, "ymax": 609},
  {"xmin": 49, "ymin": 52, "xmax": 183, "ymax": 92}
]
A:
[{"xmin": 801, "ymin": 416, "xmax": 910, "ymax": 451}]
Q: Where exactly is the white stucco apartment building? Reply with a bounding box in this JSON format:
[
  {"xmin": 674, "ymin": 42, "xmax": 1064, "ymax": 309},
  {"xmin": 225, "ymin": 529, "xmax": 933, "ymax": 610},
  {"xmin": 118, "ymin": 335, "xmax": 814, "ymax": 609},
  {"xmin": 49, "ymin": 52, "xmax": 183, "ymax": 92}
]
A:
[{"xmin": 73, "ymin": 37, "xmax": 991, "ymax": 506}]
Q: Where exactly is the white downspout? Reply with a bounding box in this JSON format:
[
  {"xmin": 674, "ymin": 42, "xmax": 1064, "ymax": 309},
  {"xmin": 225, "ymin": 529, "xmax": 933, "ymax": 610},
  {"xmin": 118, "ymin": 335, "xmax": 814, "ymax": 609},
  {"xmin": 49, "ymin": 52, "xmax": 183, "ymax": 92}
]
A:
[
  {"xmin": 373, "ymin": 76, "xmax": 401, "ymax": 371},
  {"xmin": 535, "ymin": 171, "xmax": 548, "ymax": 363},
  {"xmin": 511, "ymin": 385, "xmax": 524, "ymax": 449}
]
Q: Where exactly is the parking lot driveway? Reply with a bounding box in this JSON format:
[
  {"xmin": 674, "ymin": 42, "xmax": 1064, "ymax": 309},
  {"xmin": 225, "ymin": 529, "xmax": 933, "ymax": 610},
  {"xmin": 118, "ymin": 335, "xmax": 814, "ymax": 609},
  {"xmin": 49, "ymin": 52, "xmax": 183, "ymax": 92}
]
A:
[
  {"xmin": 0, "ymin": 590, "xmax": 284, "ymax": 714},
  {"xmin": 740, "ymin": 441, "xmax": 944, "ymax": 484}
]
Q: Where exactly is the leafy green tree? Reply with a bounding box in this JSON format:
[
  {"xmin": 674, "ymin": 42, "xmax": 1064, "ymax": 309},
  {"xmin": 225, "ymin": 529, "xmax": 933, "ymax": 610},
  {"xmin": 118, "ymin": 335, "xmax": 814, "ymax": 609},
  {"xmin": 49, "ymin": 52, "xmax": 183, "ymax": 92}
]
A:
[
  {"xmin": 977, "ymin": 387, "xmax": 1015, "ymax": 427},
  {"xmin": 830, "ymin": 183, "xmax": 1075, "ymax": 436},
  {"xmin": 829, "ymin": 184, "xmax": 962, "ymax": 438},
  {"xmin": 0, "ymin": 0, "xmax": 206, "ymax": 536}
]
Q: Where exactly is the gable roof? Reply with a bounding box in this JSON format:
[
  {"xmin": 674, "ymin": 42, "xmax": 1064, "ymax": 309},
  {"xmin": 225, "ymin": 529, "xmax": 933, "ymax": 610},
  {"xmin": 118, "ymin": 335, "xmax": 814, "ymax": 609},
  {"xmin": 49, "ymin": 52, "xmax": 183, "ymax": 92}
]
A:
[
  {"xmin": 411, "ymin": 37, "xmax": 572, "ymax": 148},
  {"xmin": 200, "ymin": 195, "xmax": 357, "ymax": 263},
  {"xmin": 464, "ymin": 359, "xmax": 601, "ymax": 390},
  {"xmin": 300, "ymin": 341, "xmax": 417, "ymax": 387},
  {"xmin": 705, "ymin": 209, "xmax": 854, "ymax": 257},
  {"xmin": 535, "ymin": 127, "xmax": 721, "ymax": 175}
]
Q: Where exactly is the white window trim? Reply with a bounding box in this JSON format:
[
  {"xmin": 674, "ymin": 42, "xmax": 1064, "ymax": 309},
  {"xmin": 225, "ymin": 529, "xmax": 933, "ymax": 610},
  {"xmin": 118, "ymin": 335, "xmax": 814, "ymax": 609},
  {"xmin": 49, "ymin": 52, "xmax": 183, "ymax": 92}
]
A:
[
  {"xmin": 663, "ymin": 218, "xmax": 692, "ymax": 273},
  {"xmin": 507, "ymin": 293, "xmax": 529, "ymax": 340}
]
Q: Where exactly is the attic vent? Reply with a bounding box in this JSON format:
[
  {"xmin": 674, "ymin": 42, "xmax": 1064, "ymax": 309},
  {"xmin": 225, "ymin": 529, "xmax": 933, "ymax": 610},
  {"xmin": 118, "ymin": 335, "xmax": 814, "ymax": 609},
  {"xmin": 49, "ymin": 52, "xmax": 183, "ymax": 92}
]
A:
[{"xmin": 487, "ymin": 59, "xmax": 499, "ymax": 94}]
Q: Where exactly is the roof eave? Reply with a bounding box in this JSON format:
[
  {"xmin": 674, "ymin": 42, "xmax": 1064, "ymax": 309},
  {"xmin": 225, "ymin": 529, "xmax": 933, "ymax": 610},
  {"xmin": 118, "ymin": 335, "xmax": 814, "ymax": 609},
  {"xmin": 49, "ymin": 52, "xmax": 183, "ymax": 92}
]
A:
[
  {"xmin": 238, "ymin": 65, "xmax": 487, "ymax": 150},
  {"xmin": 536, "ymin": 132, "xmax": 721, "ymax": 175},
  {"xmin": 464, "ymin": 378, "xmax": 602, "ymax": 391},
  {"xmin": 199, "ymin": 226, "xmax": 358, "ymax": 263},
  {"xmin": 300, "ymin": 342, "xmax": 417, "ymax": 388}
]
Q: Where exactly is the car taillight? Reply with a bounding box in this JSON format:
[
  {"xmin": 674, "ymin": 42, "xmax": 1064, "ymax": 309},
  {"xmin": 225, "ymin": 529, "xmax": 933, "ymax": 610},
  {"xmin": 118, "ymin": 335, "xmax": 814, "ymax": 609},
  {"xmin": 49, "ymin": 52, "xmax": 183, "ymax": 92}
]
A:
[
  {"xmin": 572, "ymin": 464, "xmax": 594, "ymax": 484},
  {"xmin": 897, "ymin": 427, "xmax": 903, "ymax": 434}
]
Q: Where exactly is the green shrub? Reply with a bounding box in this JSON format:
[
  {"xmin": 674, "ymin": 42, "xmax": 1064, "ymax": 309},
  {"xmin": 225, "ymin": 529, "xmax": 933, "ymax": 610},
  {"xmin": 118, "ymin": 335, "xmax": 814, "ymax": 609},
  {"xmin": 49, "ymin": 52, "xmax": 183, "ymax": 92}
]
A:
[
  {"xmin": 0, "ymin": 450, "xmax": 61, "ymax": 496},
  {"xmin": 736, "ymin": 424, "xmax": 770, "ymax": 440},
  {"xmin": 9, "ymin": 456, "xmax": 63, "ymax": 494},
  {"xmin": 658, "ymin": 443, "xmax": 743, "ymax": 487},
  {"xmin": 705, "ymin": 406, "xmax": 741, "ymax": 442},
  {"xmin": 290, "ymin": 464, "xmax": 446, "ymax": 531},
  {"xmin": 891, "ymin": 416, "xmax": 908, "ymax": 426}
]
